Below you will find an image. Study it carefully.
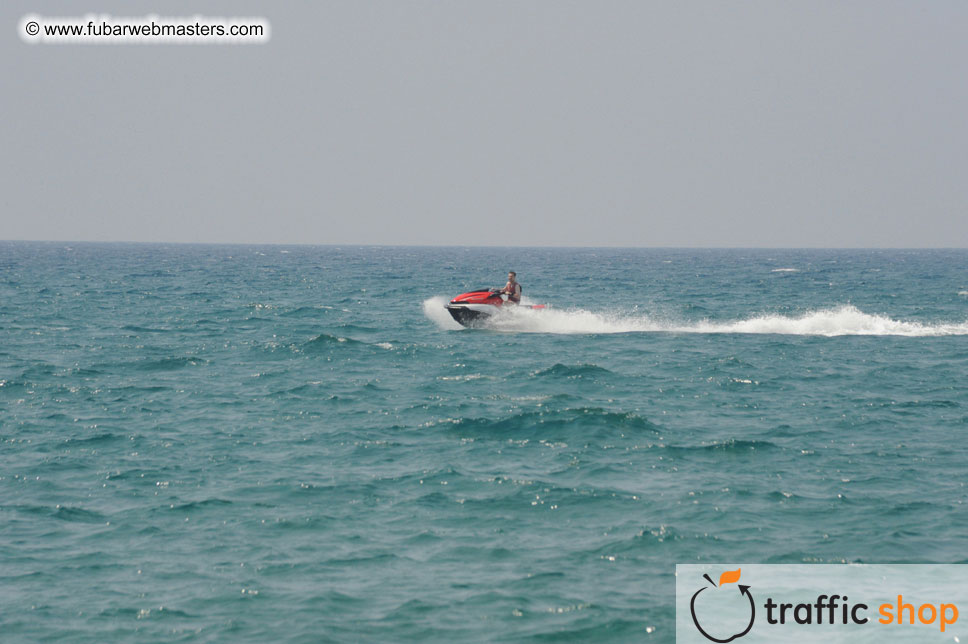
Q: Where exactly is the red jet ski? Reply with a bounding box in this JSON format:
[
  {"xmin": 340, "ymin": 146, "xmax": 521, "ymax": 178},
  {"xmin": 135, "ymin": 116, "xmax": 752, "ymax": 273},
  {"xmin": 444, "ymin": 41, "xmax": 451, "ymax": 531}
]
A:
[{"xmin": 445, "ymin": 289, "xmax": 546, "ymax": 327}]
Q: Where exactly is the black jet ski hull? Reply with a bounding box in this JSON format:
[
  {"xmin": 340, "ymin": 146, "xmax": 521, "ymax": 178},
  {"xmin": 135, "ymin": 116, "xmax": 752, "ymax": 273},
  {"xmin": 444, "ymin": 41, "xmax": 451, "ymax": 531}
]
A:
[{"xmin": 445, "ymin": 304, "xmax": 496, "ymax": 327}]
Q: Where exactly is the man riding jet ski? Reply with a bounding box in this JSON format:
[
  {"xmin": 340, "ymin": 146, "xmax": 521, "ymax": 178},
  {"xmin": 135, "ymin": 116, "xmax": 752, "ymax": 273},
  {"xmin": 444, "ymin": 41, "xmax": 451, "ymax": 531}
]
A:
[
  {"xmin": 501, "ymin": 271, "xmax": 522, "ymax": 304},
  {"xmin": 445, "ymin": 271, "xmax": 545, "ymax": 327}
]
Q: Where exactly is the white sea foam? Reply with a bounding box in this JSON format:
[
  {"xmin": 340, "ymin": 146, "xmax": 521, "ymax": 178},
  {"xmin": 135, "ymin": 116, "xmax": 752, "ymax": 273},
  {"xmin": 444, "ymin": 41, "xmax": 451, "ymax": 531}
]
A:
[
  {"xmin": 424, "ymin": 298, "xmax": 968, "ymax": 337},
  {"xmin": 684, "ymin": 306, "xmax": 968, "ymax": 336},
  {"xmin": 771, "ymin": 268, "xmax": 799, "ymax": 273},
  {"xmin": 423, "ymin": 296, "xmax": 464, "ymax": 330},
  {"xmin": 438, "ymin": 373, "xmax": 489, "ymax": 381}
]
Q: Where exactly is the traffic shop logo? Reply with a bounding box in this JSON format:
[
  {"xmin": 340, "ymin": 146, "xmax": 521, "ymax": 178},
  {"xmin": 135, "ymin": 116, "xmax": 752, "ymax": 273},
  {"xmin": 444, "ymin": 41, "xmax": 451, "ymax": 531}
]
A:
[{"xmin": 689, "ymin": 569, "xmax": 755, "ymax": 643}]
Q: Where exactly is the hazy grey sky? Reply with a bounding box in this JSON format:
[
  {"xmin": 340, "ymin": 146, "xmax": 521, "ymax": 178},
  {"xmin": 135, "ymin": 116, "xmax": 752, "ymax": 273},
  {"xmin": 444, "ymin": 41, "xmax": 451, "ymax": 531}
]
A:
[{"xmin": 2, "ymin": 1, "xmax": 966, "ymax": 247}]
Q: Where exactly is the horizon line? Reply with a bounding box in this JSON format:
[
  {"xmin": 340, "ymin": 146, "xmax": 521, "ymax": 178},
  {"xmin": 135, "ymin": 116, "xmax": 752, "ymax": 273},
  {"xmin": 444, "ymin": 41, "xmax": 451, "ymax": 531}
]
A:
[{"xmin": 2, "ymin": 239, "xmax": 967, "ymax": 251}]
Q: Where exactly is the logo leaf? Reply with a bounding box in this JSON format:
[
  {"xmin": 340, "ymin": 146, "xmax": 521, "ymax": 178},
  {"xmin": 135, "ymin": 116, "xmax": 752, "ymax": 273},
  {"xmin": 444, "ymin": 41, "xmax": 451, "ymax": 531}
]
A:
[{"xmin": 718, "ymin": 568, "xmax": 741, "ymax": 586}]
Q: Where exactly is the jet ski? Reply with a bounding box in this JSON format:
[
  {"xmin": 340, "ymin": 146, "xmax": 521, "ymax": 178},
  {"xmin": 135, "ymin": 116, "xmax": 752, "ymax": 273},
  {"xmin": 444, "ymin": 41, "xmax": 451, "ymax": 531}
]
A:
[{"xmin": 445, "ymin": 289, "xmax": 546, "ymax": 327}]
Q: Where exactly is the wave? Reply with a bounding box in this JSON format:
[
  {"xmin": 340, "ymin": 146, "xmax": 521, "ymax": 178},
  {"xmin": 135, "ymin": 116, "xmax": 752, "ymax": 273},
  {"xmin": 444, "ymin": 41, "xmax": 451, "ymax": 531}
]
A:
[
  {"xmin": 304, "ymin": 333, "xmax": 366, "ymax": 349},
  {"xmin": 280, "ymin": 305, "xmax": 334, "ymax": 317},
  {"xmin": 169, "ymin": 498, "xmax": 234, "ymax": 513},
  {"xmin": 121, "ymin": 325, "xmax": 169, "ymax": 333},
  {"xmin": 667, "ymin": 439, "xmax": 780, "ymax": 453},
  {"xmin": 533, "ymin": 363, "xmax": 614, "ymax": 379},
  {"xmin": 53, "ymin": 505, "xmax": 107, "ymax": 523},
  {"xmin": 425, "ymin": 298, "xmax": 968, "ymax": 336},
  {"xmin": 430, "ymin": 407, "xmax": 662, "ymax": 436},
  {"xmin": 134, "ymin": 356, "xmax": 206, "ymax": 371}
]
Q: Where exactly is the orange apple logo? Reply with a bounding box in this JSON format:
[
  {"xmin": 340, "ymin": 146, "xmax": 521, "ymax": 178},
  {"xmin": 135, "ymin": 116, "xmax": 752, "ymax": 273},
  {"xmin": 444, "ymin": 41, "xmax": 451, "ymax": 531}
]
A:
[{"xmin": 690, "ymin": 569, "xmax": 755, "ymax": 642}]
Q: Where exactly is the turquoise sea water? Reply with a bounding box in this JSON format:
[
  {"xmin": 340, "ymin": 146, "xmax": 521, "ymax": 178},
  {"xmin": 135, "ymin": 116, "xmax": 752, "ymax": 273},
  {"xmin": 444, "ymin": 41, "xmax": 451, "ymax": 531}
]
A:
[{"xmin": 2, "ymin": 242, "xmax": 967, "ymax": 643}]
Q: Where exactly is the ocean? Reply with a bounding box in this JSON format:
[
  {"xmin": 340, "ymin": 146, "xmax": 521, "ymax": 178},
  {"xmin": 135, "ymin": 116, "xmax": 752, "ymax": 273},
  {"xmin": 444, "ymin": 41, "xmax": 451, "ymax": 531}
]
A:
[{"xmin": 2, "ymin": 242, "xmax": 967, "ymax": 642}]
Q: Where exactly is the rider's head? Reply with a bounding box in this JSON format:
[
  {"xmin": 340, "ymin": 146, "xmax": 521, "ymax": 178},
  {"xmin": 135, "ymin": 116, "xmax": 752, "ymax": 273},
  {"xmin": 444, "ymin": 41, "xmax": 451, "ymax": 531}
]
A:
[{"xmin": 508, "ymin": 271, "xmax": 516, "ymax": 281}]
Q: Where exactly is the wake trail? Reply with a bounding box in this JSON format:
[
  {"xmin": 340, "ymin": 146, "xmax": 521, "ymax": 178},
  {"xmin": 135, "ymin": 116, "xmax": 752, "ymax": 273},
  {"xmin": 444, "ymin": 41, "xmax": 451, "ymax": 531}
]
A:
[{"xmin": 423, "ymin": 298, "xmax": 968, "ymax": 337}]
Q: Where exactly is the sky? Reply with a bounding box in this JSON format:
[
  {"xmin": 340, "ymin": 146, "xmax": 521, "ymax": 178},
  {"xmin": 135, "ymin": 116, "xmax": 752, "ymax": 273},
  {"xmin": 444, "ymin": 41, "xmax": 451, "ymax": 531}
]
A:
[{"xmin": 2, "ymin": 1, "xmax": 967, "ymax": 247}]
